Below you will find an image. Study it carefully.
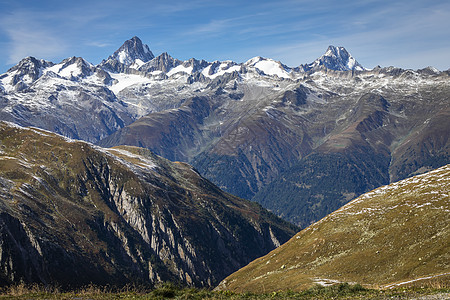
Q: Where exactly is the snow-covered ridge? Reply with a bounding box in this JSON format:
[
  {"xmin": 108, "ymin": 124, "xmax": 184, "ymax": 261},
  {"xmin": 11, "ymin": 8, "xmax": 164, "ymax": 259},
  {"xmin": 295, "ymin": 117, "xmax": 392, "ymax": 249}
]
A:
[
  {"xmin": 0, "ymin": 36, "xmax": 447, "ymax": 144},
  {"xmin": 245, "ymin": 57, "xmax": 292, "ymax": 79},
  {"xmin": 45, "ymin": 57, "xmax": 93, "ymax": 79},
  {"xmin": 309, "ymin": 45, "xmax": 366, "ymax": 71},
  {"xmin": 2, "ymin": 37, "xmax": 445, "ymax": 97},
  {"xmin": 0, "ymin": 121, "xmax": 157, "ymax": 175},
  {"xmin": 106, "ymin": 147, "xmax": 156, "ymax": 170}
]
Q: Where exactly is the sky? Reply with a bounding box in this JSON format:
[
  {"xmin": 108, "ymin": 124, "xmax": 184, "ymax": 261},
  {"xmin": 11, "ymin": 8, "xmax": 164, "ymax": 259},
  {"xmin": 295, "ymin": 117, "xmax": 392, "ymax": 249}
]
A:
[{"xmin": 0, "ymin": 0, "xmax": 449, "ymax": 74}]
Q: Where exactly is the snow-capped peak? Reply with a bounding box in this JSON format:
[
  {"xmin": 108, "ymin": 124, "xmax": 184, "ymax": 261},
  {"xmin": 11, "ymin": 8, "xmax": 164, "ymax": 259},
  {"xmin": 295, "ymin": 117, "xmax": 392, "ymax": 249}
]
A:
[
  {"xmin": 45, "ymin": 57, "xmax": 94, "ymax": 79},
  {"xmin": 309, "ymin": 45, "xmax": 365, "ymax": 71},
  {"xmin": 245, "ymin": 56, "xmax": 265, "ymax": 66},
  {"xmin": 106, "ymin": 36, "xmax": 155, "ymax": 66},
  {"xmin": 245, "ymin": 56, "xmax": 291, "ymax": 78},
  {"xmin": 0, "ymin": 57, "xmax": 54, "ymax": 92}
]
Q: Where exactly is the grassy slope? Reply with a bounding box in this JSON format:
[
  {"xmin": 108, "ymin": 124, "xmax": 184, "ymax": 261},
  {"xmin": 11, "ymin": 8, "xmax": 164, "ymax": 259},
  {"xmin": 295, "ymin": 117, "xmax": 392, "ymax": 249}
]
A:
[{"xmin": 219, "ymin": 164, "xmax": 450, "ymax": 292}]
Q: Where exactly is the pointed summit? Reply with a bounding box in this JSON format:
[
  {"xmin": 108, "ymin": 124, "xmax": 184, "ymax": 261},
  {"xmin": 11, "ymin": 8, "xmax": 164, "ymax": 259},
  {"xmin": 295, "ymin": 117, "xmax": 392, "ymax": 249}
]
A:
[
  {"xmin": 4, "ymin": 57, "xmax": 54, "ymax": 91},
  {"xmin": 309, "ymin": 45, "xmax": 365, "ymax": 71},
  {"xmin": 139, "ymin": 52, "xmax": 181, "ymax": 73},
  {"xmin": 107, "ymin": 36, "xmax": 155, "ymax": 66}
]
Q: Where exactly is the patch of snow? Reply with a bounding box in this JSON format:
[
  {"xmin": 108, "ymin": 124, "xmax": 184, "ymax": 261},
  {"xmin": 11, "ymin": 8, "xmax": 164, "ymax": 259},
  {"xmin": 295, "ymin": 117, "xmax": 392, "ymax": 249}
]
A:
[
  {"xmin": 202, "ymin": 62, "xmax": 241, "ymax": 79},
  {"xmin": 346, "ymin": 57, "xmax": 356, "ymax": 70},
  {"xmin": 262, "ymin": 105, "xmax": 275, "ymax": 112},
  {"xmin": 313, "ymin": 278, "xmax": 342, "ymax": 286},
  {"xmin": 106, "ymin": 148, "xmax": 156, "ymax": 170},
  {"xmin": 45, "ymin": 63, "xmax": 63, "ymax": 74},
  {"xmin": 130, "ymin": 58, "xmax": 146, "ymax": 69},
  {"xmin": 384, "ymin": 272, "xmax": 450, "ymax": 289},
  {"xmin": 201, "ymin": 65, "xmax": 212, "ymax": 76},
  {"xmin": 245, "ymin": 57, "xmax": 291, "ymax": 78},
  {"xmin": 0, "ymin": 156, "xmax": 18, "ymax": 160},
  {"xmin": 0, "ymin": 72, "xmax": 17, "ymax": 92},
  {"xmin": 254, "ymin": 60, "xmax": 290, "ymax": 78},
  {"xmin": 117, "ymin": 50, "xmax": 128, "ymax": 64},
  {"xmin": 167, "ymin": 65, "xmax": 194, "ymax": 77},
  {"xmin": 58, "ymin": 63, "xmax": 82, "ymax": 78},
  {"xmin": 108, "ymin": 73, "xmax": 153, "ymax": 94}
]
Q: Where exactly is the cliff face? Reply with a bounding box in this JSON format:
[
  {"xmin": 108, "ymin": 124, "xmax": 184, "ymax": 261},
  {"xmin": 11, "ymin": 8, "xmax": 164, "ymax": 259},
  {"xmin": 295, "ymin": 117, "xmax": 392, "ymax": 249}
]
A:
[{"xmin": 0, "ymin": 122, "xmax": 297, "ymax": 288}]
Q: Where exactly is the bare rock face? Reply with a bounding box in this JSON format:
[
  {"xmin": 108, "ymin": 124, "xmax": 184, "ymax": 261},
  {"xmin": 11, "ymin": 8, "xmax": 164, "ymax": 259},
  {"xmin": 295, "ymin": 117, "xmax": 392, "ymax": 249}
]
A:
[
  {"xmin": 0, "ymin": 122, "xmax": 297, "ymax": 288},
  {"xmin": 100, "ymin": 36, "xmax": 155, "ymax": 70}
]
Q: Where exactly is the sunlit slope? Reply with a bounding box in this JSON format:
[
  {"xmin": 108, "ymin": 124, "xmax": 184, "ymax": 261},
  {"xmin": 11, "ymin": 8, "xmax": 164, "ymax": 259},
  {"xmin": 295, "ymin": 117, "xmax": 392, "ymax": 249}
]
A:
[{"xmin": 218, "ymin": 164, "xmax": 450, "ymax": 292}]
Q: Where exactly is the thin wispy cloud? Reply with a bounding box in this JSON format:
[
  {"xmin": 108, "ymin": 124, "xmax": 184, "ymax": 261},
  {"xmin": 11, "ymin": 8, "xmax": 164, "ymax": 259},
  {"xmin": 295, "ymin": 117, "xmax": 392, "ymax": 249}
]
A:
[
  {"xmin": 0, "ymin": 11, "xmax": 67, "ymax": 64},
  {"xmin": 86, "ymin": 41, "xmax": 112, "ymax": 48}
]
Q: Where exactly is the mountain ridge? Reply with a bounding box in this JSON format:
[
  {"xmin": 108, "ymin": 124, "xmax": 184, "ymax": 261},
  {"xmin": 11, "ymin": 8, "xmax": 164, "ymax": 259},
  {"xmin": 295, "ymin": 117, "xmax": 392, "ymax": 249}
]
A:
[
  {"xmin": 104, "ymin": 36, "xmax": 155, "ymax": 66},
  {"xmin": 0, "ymin": 121, "xmax": 297, "ymax": 288}
]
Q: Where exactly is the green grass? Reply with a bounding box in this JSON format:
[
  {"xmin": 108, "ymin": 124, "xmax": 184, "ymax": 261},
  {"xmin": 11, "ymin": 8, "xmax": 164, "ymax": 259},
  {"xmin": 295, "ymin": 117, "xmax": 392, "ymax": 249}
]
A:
[{"xmin": 0, "ymin": 282, "xmax": 448, "ymax": 299}]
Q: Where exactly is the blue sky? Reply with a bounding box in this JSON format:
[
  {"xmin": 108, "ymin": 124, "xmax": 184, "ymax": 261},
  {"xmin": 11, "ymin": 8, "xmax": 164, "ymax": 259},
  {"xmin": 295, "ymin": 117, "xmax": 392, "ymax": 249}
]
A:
[{"xmin": 1, "ymin": 0, "xmax": 449, "ymax": 73}]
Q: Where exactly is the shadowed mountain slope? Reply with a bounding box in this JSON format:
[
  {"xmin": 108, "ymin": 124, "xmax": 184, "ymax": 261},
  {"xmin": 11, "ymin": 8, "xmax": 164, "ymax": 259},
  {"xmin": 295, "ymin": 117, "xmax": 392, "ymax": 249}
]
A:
[{"xmin": 0, "ymin": 122, "xmax": 297, "ymax": 288}]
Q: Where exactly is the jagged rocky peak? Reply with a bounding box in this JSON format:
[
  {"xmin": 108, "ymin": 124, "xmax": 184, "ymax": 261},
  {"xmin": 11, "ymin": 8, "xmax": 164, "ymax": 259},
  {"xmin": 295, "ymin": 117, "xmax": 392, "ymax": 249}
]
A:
[
  {"xmin": 60, "ymin": 56, "xmax": 92, "ymax": 68},
  {"xmin": 417, "ymin": 66, "xmax": 441, "ymax": 75},
  {"xmin": 54, "ymin": 56, "xmax": 94, "ymax": 79},
  {"xmin": 107, "ymin": 36, "xmax": 155, "ymax": 66},
  {"xmin": 1, "ymin": 57, "xmax": 54, "ymax": 92},
  {"xmin": 7, "ymin": 57, "xmax": 54, "ymax": 83},
  {"xmin": 184, "ymin": 57, "xmax": 210, "ymax": 73},
  {"xmin": 140, "ymin": 52, "xmax": 181, "ymax": 73},
  {"xmin": 309, "ymin": 45, "xmax": 365, "ymax": 71}
]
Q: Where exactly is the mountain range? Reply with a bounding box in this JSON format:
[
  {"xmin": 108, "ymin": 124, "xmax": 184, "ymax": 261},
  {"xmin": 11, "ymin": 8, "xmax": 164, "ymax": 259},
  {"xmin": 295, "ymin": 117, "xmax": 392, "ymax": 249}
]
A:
[{"xmin": 1, "ymin": 36, "xmax": 449, "ymax": 230}]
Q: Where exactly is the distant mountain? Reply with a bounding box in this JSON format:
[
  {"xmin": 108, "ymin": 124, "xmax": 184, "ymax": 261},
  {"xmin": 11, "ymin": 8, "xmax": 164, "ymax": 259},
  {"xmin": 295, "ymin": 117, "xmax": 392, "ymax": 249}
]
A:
[
  {"xmin": 306, "ymin": 45, "xmax": 366, "ymax": 71},
  {"xmin": 0, "ymin": 121, "xmax": 297, "ymax": 288},
  {"xmin": 217, "ymin": 164, "xmax": 450, "ymax": 292},
  {"xmin": 0, "ymin": 56, "xmax": 132, "ymax": 143},
  {"xmin": 102, "ymin": 36, "xmax": 155, "ymax": 67},
  {"xmin": 1, "ymin": 37, "xmax": 449, "ymax": 228},
  {"xmin": 1, "ymin": 57, "xmax": 54, "ymax": 92}
]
